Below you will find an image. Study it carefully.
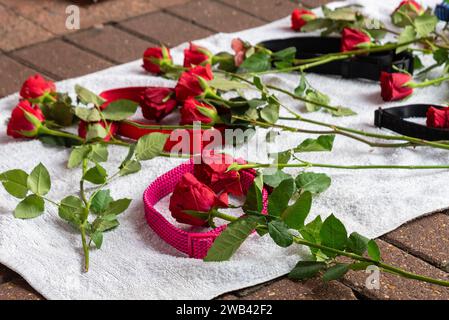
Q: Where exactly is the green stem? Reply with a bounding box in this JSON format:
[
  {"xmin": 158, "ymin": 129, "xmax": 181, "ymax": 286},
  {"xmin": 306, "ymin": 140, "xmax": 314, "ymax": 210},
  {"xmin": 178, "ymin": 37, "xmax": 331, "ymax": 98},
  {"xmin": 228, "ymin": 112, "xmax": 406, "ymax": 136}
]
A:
[
  {"xmin": 80, "ymin": 158, "xmax": 90, "ymax": 272},
  {"xmin": 406, "ymin": 74, "xmax": 449, "ymax": 88},
  {"xmin": 122, "ymin": 119, "xmax": 213, "ymax": 130},
  {"xmin": 39, "ymin": 126, "xmax": 84, "ymax": 142},
  {"xmin": 80, "ymin": 225, "xmax": 90, "ymax": 273}
]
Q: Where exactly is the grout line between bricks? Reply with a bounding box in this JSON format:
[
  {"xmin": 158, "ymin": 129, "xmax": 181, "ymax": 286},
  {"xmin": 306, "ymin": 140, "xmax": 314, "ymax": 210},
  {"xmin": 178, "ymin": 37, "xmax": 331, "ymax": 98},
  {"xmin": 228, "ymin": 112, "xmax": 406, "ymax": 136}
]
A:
[
  {"xmin": 61, "ymin": 35, "xmax": 120, "ymax": 65},
  {"xmin": 212, "ymin": 0, "xmax": 270, "ymax": 22},
  {"xmin": 3, "ymin": 51, "xmax": 60, "ymax": 81},
  {"xmin": 161, "ymin": 8, "xmax": 219, "ymax": 33},
  {"xmin": 111, "ymin": 23, "xmax": 162, "ymax": 46}
]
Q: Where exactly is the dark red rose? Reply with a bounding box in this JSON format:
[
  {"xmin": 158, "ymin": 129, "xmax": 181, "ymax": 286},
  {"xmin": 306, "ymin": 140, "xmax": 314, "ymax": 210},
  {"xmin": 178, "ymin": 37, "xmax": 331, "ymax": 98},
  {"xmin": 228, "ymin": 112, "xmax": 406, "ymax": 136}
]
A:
[
  {"xmin": 175, "ymin": 64, "xmax": 214, "ymax": 101},
  {"xmin": 7, "ymin": 100, "xmax": 45, "ymax": 139},
  {"xmin": 140, "ymin": 87, "xmax": 177, "ymax": 121},
  {"xmin": 180, "ymin": 98, "xmax": 218, "ymax": 125},
  {"xmin": 427, "ymin": 106, "xmax": 449, "ymax": 128},
  {"xmin": 169, "ymin": 173, "xmax": 228, "ymax": 226},
  {"xmin": 78, "ymin": 120, "xmax": 118, "ymax": 142},
  {"xmin": 142, "ymin": 47, "xmax": 172, "ymax": 74},
  {"xmin": 291, "ymin": 8, "xmax": 316, "ymax": 31},
  {"xmin": 194, "ymin": 152, "xmax": 243, "ymax": 196},
  {"xmin": 20, "ymin": 74, "xmax": 56, "ymax": 100},
  {"xmin": 183, "ymin": 43, "xmax": 212, "ymax": 67},
  {"xmin": 380, "ymin": 72, "xmax": 413, "ymax": 101},
  {"xmin": 341, "ymin": 27, "xmax": 371, "ymax": 52}
]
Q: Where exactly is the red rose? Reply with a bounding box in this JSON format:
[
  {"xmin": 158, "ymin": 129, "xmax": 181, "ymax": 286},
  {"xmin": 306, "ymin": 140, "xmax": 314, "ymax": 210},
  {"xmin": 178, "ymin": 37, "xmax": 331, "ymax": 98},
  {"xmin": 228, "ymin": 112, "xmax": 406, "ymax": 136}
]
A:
[
  {"xmin": 180, "ymin": 98, "xmax": 218, "ymax": 125},
  {"xmin": 20, "ymin": 74, "xmax": 56, "ymax": 100},
  {"xmin": 341, "ymin": 27, "xmax": 371, "ymax": 52},
  {"xmin": 395, "ymin": 0, "xmax": 424, "ymax": 14},
  {"xmin": 291, "ymin": 8, "xmax": 316, "ymax": 31},
  {"xmin": 142, "ymin": 46, "xmax": 172, "ymax": 74},
  {"xmin": 194, "ymin": 152, "xmax": 243, "ymax": 196},
  {"xmin": 231, "ymin": 38, "xmax": 248, "ymax": 67},
  {"xmin": 169, "ymin": 173, "xmax": 228, "ymax": 226},
  {"xmin": 175, "ymin": 64, "xmax": 214, "ymax": 101},
  {"xmin": 78, "ymin": 120, "xmax": 118, "ymax": 142},
  {"xmin": 140, "ymin": 87, "xmax": 177, "ymax": 121},
  {"xmin": 183, "ymin": 43, "xmax": 212, "ymax": 67},
  {"xmin": 427, "ymin": 106, "xmax": 449, "ymax": 128},
  {"xmin": 380, "ymin": 72, "xmax": 413, "ymax": 101},
  {"xmin": 7, "ymin": 100, "xmax": 45, "ymax": 139}
]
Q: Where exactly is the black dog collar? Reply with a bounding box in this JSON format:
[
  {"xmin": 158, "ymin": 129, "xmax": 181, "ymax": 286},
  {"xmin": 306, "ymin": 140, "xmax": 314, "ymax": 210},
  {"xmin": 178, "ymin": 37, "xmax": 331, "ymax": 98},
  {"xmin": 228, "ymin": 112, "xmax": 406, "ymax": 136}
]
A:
[
  {"xmin": 374, "ymin": 104, "xmax": 449, "ymax": 141},
  {"xmin": 259, "ymin": 37, "xmax": 414, "ymax": 81}
]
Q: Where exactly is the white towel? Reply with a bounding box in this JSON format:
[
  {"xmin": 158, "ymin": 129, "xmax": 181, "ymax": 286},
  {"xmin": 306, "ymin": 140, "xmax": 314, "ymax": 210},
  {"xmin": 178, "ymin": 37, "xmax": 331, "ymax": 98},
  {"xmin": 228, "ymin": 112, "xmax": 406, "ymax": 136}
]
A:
[{"xmin": 0, "ymin": 0, "xmax": 446, "ymax": 299}]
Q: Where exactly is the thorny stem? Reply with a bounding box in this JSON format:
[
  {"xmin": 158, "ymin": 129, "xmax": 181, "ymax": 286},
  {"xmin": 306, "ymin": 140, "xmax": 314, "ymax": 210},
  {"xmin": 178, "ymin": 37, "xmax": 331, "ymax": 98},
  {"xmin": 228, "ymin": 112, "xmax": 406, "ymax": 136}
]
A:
[{"xmin": 236, "ymin": 162, "xmax": 449, "ymax": 170}]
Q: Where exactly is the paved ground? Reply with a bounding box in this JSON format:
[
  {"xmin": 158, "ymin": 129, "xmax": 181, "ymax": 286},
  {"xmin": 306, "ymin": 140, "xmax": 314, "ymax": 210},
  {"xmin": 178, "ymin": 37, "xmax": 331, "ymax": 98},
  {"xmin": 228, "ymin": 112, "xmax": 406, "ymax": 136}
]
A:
[{"xmin": 0, "ymin": 0, "xmax": 448, "ymax": 300}]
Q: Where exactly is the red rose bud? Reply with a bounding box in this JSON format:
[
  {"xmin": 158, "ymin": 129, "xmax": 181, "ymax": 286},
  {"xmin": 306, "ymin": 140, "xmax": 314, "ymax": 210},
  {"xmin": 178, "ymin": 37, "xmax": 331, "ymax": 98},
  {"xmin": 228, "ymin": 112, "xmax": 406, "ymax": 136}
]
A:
[
  {"xmin": 194, "ymin": 152, "xmax": 243, "ymax": 196},
  {"xmin": 426, "ymin": 106, "xmax": 449, "ymax": 128},
  {"xmin": 140, "ymin": 87, "xmax": 177, "ymax": 121},
  {"xmin": 7, "ymin": 100, "xmax": 45, "ymax": 139},
  {"xmin": 175, "ymin": 64, "xmax": 214, "ymax": 101},
  {"xmin": 20, "ymin": 74, "xmax": 56, "ymax": 100},
  {"xmin": 231, "ymin": 38, "xmax": 249, "ymax": 67},
  {"xmin": 169, "ymin": 172, "xmax": 228, "ymax": 226},
  {"xmin": 291, "ymin": 8, "xmax": 316, "ymax": 31},
  {"xmin": 180, "ymin": 98, "xmax": 219, "ymax": 125},
  {"xmin": 380, "ymin": 72, "xmax": 413, "ymax": 101},
  {"xmin": 392, "ymin": 0, "xmax": 424, "ymax": 26},
  {"xmin": 395, "ymin": 0, "xmax": 424, "ymax": 14},
  {"xmin": 142, "ymin": 46, "xmax": 172, "ymax": 74},
  {"xmin": 341, "ymin": 27, "xmax": 371, "ymax": 52},
  {"xmin": 78, "ymin": 120, "xmax": 118, "ymax": 142},
  {"xmin": 183, "ymin": 42, "xmax": 213, "ymax": 67}
]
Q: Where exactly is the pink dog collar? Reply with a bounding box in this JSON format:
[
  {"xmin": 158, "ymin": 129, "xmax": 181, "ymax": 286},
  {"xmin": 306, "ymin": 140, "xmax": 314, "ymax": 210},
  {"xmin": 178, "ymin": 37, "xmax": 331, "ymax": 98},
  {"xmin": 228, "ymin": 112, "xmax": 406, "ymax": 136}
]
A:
[{"xmin": 143, "ymin": 159, "xmax": 268, "ymax": 259}]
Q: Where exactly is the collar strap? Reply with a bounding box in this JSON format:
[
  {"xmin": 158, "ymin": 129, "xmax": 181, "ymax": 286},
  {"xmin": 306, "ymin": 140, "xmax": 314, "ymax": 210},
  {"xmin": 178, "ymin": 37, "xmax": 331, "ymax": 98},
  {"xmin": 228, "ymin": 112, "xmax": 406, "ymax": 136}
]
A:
[
  {"xmin": 259, "ymin": 37, "xmax": 414, "ymax": 81},
  {"xmin": 143, "ymin": 159, "xmax": 268, "ymax": 259},
  {"xmin": 374, "ymin": 104, "xmax": 449, "ymax": 140}
]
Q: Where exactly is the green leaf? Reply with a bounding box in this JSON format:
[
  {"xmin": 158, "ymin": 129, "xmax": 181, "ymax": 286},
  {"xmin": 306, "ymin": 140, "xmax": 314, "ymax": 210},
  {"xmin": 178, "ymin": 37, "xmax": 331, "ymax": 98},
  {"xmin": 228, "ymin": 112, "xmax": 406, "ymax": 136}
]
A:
[
  {"xmin": 330, "ymin": 107, "xmax": 357, "ymax": 117},
  {"xmin": 323, "ymin": 263, "xmax": 350, "ymax": 282},
  {"xmin": 91, "ymin": 232, "xmax": 103, "ymax": 249},
  {"xmin": 294, "ymin": 73, "xmax": 307, "ymax": 97},
  {"xmin": 295, "ymin": 172, "xmax": 331, "ymax": 194},
  {"xmin": 396, "ymin": 26, "xmax": 416, "ymax": 54},
  {"xmin": 243, "ymin": 175, "xmax": 264, "ymax": 213},
  {"xmin": 268, "ymin": 178, "xmax": 295, "ymax": 217},
  {"xmin": 103, "ymin": 198, "xmax": 132, "ymax": 216},
  {"xmin": 288, "ymin": 261, "xmax": 326, "ymax": 280},
  {"xmin": 68, "ymin": 145, "xmax": 91, "ymax": 169},
  {"xmin": 209, "ymin": 78, "xmax": 250, "ymax": 91},
  {"xmin": 0, "ymin": 169, "xmax": 29, "ymax": 199},
  {"xmin": 299, "ymin": 216, "xmax": 323, "ymax": 257},
  {"xmin": 86, "ymin": 123, "xmax": 108, "ymax": 141},
  {"xmin": 305, "ymin": 90, "xmax": 330, "ymax": 112},
  {"xmin": 90, "ymin": 190, "xmax": 113, "ymax": 214},
  {"xmin": 347, "ymin": 232, "xmax": 369, "ymax": 255},
  {"xmin": 300, "ymin": 18, "xmax": 333, "ymax": 32},
  {"xmin": 89, "ymin": 144, "xmax": 108, "ymax": 163},
  {"xmin": 50, "ymin": 101, "xmax": 75, "ymax": 127},
  {"xmin": 268, "ymin": 220, "xmax": 293, "ymax": 247},
  {"xmin": 27, "ymin": 163, "xmax": 51, "ymax": 196},
  {"xmin": 414, "ymin": 13, "xmax": 438, "ymax": 38},
  {"xmin": 58, "ymin": 196, "xmax": 84, "ymax": 225},
  {"xmin": 367, "ymin": 240, "xmax": 381, "ymax": 261},
  {"xmin": 238, "ymin": 52, "xmax": 271, "ymax": 73},
  {"xmin": 204, "ymin": 215, "xmax": 264, "ymax": 261},
  {"xmin": 14, "ymin": 194, "xmax": 45, "ymax": 219},
  {"xmin": 433, "ymin": 48, "xmax": 448, "ymax": 65},
  {"xmin": 83, "ymin": 164, "xmax": 107, "ymax": 185},
  {"xmin": 94, "ymin": 218, "xmax": 119, "ymax": 232},
  {"xmin": 260, "ymin": 103, "xmax": 279, "ymax": 123},
  {"xmin": 320, "ymin": 214, "xmax": 347, "ymax": 256},
  {"xmin": 135, "ymin": 133, "xmax": 169, "ymax": 161},
  {"xmin": 281, "ymin": 191, "xmax": 312, "ymax": 230},
  {"xmin": 294, "ymin": 135, "xmax": 335, "ymax": 153},
  {"xmin": 119, "ymin": 160, "xmax": 141, "ymax": 176},
  {"xmin": 74, "ymin": 107, "xmax": 102, "ymax": 122},
  {"xmin": 271, "ymin": 47, "xmax": 296, "ymax": 61},
  {"xmin": 101, "ymin": 99, "xmax": 139, "ymax": 121},
  {"xmin": 262, "ymin": 170, "xmax": 292, "ymax": 188},
  {"xmin": 75, "ymin": 84, "xmax": 106, "ymax": 107}
]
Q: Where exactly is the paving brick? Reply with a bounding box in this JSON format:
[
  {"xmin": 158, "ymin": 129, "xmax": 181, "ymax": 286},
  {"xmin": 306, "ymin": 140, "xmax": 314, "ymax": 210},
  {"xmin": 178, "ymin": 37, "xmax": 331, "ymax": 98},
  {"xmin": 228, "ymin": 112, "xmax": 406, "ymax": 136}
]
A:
[
  {"xmin": 119, "ymin": 11, "xmax": 213, "ymax": 47},
  {"xmin": 382, "ymin": 213, "xmax": 449, "ymax": 271},
  {"xmin": 0, "ymin": 279, "xmax": 42, "ymax": 300},
  {"xmin": 238, "ymin": 278, "xmax": 357, "ymax": 300},
  {"xmin": 167, "ymin": 0, "xmax": 265, "ymax": 33},
  {"xmin": 0, "ymin": 55, "xmax": 49, "ymax": 98},
  {"xmin": 0, "ymin": 0, "xmax": 158, "ymax": 36},
  {"xmin": 219, "ymin": 0, "xmax": 298, "ymax": 22},
  {"xmin": 12, "ymin": 39, "xmax": 113, "ymax": 80},
  {"xmin": 0, "ymin": 265, "xmax": 18, "ymax": 284},
  {"xmin": 342, "ymin": 240, "xmax": 449, "ymax": 300},
  {"xmin": 301, "ymin": 0, "xmax": 337, "ymax": 8},
  {"xmin": 0, "ymin": 4, "xmax": 53, "ymax": 51},
  {"xmin": 66, "ymin": 25, "xmax": 155, "ymax": 64}
]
